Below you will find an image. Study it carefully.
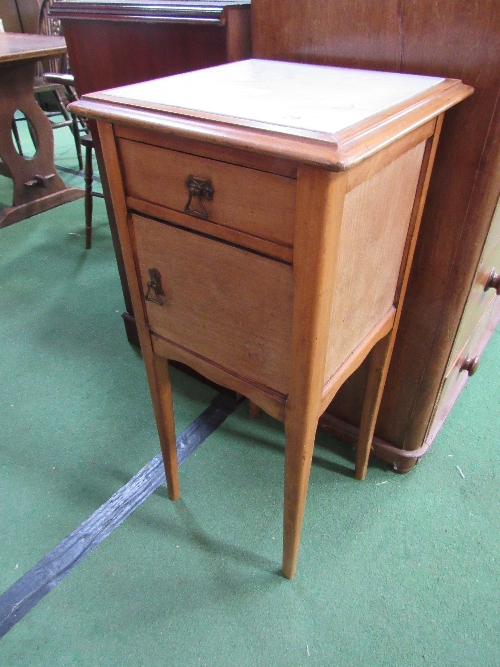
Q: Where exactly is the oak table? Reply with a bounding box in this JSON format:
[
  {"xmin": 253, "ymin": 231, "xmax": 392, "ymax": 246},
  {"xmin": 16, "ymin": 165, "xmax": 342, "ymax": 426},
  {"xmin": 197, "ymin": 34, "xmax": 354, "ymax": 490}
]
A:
[
  {"xmin": 0, "ymin": 32, "xmax": 84, "ymax": 229},
  {"xmin": 73, "ymin": 59, "xmax": 471, "ymax": 578}
]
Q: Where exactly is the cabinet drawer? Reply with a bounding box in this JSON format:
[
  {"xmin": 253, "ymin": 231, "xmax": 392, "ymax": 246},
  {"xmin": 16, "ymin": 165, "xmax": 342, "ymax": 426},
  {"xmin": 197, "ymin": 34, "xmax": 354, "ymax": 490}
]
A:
[
  {"xmin": 131, "ymin": 214, "xmax": 294, "ymax": 395},
  {"xmin": 446, "ymin": 233, "xmax": 500, "ymax": 374},
  {"xmin": 429, "ymin": 297, "xmax": 500, "ymax": 445},
  {"xmin": 119, "ymin": 139, "xmax": 296, "ymax": 247}
]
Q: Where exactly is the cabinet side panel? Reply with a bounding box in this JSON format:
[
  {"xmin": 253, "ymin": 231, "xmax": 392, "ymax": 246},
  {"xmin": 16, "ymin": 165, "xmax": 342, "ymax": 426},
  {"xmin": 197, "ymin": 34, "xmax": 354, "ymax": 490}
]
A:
[{"xmin": 324, "ymin": 142, "xmax": 425, "ymax": 383}]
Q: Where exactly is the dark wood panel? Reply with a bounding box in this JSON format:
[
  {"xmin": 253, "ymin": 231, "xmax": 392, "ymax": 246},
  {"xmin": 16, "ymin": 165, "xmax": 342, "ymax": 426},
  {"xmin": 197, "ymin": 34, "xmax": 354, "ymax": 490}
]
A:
[
  {"xmin": 252, "ymin": 0, "xmax": 500, "ymax": 462},
  {"xmin": 62, "ymin": 20, "xmax": 229, "ymax": 96}
]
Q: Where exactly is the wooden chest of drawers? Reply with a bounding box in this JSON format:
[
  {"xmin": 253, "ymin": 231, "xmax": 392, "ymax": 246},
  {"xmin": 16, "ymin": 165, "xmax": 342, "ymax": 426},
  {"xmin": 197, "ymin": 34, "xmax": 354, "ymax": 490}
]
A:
[{"xmin": 72, "ymin": 59, "xmax": 471, "ymax": 577}]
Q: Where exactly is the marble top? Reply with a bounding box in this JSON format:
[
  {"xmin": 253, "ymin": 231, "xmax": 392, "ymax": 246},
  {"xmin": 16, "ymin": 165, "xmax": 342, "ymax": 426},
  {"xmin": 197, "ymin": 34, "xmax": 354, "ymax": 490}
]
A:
[{"xmin": 95, "ymin": 59, "xmax": 445, "ymax": 138}]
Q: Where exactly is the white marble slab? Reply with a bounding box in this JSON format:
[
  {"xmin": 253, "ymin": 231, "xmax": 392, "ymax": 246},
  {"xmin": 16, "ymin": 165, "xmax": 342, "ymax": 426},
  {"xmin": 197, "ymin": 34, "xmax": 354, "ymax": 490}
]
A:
[{"xmin": 101, "ymin": 59, "xmax": 444, "ymax": 137}]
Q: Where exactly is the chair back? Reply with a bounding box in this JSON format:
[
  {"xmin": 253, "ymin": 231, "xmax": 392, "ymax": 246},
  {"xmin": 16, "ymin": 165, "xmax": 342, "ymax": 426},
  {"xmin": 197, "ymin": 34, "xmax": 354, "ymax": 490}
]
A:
[{"xmin": 36, "ymin": 0, "xmax": 68, "ymax": 78}]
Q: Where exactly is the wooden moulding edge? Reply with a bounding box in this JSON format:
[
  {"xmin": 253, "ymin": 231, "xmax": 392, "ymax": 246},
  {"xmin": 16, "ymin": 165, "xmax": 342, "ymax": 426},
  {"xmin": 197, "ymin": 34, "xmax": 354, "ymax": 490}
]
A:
[
  {"xmin": 50, "ymin": 0, "xmax": 248, "ymax": 24},
  {"xmin": 70, "ymin": 79, "xmax": 472, "ymax": 170}
]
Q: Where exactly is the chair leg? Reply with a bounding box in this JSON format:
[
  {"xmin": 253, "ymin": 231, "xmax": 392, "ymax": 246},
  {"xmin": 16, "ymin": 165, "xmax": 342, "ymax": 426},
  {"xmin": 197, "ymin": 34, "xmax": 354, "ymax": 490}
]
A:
[
  {"xmin": 71, "ymin": 113, "xmax": 84, "ymax": 171},
  {"xmin": 52, "ymin": 89, "xmax": 84, "ymax": 170},
  {"xmin": 84, "ymin": 141, "xmax": 93, "ymax": 249}
]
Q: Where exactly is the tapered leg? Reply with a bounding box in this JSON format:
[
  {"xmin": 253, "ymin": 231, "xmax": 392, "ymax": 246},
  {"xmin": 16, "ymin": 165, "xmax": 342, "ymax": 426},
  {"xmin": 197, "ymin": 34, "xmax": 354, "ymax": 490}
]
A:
[
  {"xmin": 281, "ymin": 167, "xmax": 348, "ymax": 578},
  {"xmin": 355, "ymin": 332, "xmax": 393, "ymax": 481},
  {"xmin": 96, "ymin": 120, "xmax": 179, "ymax": 500},
  {"xmin": 283, "ymin": 404, "xmax": 320, "ymax": 579},
  {"xmin": 150, "ymin": 353, "xmax": 180, "ymax": 500}
]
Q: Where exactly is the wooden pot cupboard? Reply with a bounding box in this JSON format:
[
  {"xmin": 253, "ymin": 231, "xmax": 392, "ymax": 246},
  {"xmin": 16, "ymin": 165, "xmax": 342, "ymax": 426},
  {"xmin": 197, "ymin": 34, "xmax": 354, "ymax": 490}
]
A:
[
  {"xmin": 51, "ymin": 0, "xmax": 251, "ymax": 345},
  {"xmin": 251, "ymin": 0, "xmax": 500, "ymax": 471},
  {"xmin": 73, "ymin": 59, "xmax": 471, "ymax": 577}
]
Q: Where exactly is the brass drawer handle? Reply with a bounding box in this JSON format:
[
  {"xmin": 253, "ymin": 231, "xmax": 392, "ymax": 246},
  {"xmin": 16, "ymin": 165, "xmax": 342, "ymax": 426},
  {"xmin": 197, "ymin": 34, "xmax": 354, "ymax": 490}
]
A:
[
  {"xmin": 144, "ymin": 268, "xmax": 164, "ymax": 305},
  {"xmin": 460, "ymin": 355, "xmax": 480, "ymax": 376},
  {"xmin": 485, "ymin": 267, "xmax": 500, "ymax": 295},
  {"xmin": 184, "ymin": 175, "xmax": 214, "ymax": 220}
]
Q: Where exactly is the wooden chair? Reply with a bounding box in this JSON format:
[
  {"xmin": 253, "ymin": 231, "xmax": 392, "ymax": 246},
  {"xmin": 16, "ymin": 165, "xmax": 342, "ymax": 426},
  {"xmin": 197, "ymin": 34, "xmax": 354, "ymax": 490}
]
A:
[{"xmin": 42, "ymin": 73, "xmax": 104, "ymax": 250}]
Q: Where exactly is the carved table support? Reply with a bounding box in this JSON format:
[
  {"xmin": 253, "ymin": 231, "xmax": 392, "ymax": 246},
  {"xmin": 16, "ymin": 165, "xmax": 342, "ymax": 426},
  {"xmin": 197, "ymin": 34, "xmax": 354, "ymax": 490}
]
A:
[{"xmin": 0, "ymin": 34, "xmax": 83, "ymax": 229}]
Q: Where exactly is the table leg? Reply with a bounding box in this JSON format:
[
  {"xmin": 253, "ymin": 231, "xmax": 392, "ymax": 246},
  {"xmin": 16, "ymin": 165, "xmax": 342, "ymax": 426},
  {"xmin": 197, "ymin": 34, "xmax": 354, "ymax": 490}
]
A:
[{"xmin": 0, "ymin": 59, "xmax": 83, "ymax": 229}]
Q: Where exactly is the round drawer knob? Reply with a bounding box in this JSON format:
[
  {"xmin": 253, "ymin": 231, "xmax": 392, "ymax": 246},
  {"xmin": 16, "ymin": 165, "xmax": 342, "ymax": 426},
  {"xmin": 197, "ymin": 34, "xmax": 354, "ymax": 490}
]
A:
[
  {"xmin": 484, "ymin": 268, "xmax": 500, "ymax": 295},
  {"xmin": 461, "ymin": 355, "xmax": 480, "ymax": 376}
]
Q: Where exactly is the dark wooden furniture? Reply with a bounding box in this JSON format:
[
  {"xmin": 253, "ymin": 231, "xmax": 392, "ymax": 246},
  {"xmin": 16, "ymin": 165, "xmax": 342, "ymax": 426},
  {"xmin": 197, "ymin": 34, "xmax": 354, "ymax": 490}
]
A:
[
  {"xmin": 73, "ymin": 59, "xmax": 469, "ymax": 576},
  {"xmin": 251, "ymin": 0, "xmax": 500, "ymax": 471},
  {"xmin": 0, "ymin": 32, "xmax": 83, "ymax": 228},
  {"xmin": 0, "ymin": 0, "xmax": 41, "ymax": 34},
  {"xmin": 51, "ymin": 0, "xmax": 251, "ymax": 344}
]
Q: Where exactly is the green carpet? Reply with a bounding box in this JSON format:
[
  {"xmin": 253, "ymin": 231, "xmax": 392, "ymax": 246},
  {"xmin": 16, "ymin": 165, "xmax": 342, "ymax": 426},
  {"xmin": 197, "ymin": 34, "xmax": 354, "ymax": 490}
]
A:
[{"xmin": 1, "ymin": 123, "xmax": 499, "ymax": 666}]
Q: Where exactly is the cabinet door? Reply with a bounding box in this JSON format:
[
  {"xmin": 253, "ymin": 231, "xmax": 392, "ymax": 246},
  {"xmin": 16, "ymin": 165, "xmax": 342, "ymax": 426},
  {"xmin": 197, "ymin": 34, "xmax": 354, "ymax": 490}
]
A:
[{"xmin": 131, "ymin": 214, "xmax": 294, "ymax": 395}]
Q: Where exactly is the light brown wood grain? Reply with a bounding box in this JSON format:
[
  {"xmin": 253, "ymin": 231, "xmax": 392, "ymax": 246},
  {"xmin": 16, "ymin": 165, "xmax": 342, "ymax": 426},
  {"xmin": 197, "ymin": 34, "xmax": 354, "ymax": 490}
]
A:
[
  {"xmin": 126, "ymin": 196, "xmax": 293, "ymax": 263},
  {"xmin": 152, "ymin": 334, "xmax": 287, "ymax": 421},
  {"xmin": 118, "ymin": 138, "xmax": 297, "ymax": 246},
  {"xmin": 79, "ymin": 59, "xmax": 470, "ymax": 579},
  {"xmin": 97, "ymin": 122, "xmax": 180, "ymax": 500},
  {"xmin": 115, "ymin": 124, "xmax": 299, "ymax": 179},
  {"xmin": 346, "ymin": 119, "xmax": 435, "ymax": 193},
  {"xmin": 283, "ymin": 166, "xmax": 347, "ymax": 579},
  {"xmin": 323, "ymin": 142, "xmax": 426, "ymax": 384},
  {"xmin": 354, "ymin": 116, "xmax": 444, "ymax": 479},
  {"xmin": 132, "ymin": 214, "xmax": 295, "ymax": 395},
  {"xmin": 320, "ymin": 307, "xmax": 395, "ymax": 414}
]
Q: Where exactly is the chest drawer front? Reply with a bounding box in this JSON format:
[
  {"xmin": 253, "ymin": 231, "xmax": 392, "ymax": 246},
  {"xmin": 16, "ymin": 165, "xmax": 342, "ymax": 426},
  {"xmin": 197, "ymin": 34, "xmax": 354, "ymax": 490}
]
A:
[
  {"xmin": 119, "ymin": 139, "xmax": 296, "ymax": 247},
  {"xmin": 132, "ymin": 214, "xmax": 294, "ymax": 395},
  {"xmin": 446, "ymin": 232, "xmax": 500, "ymax": 374}
]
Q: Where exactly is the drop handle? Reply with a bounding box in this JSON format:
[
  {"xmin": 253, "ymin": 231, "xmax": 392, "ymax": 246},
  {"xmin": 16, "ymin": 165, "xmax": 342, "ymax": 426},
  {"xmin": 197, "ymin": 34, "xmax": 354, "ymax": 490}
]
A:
[
  {"xmin": 461, "ymin": 355, "xmax": 480, "ymax": 376},
  {"xmin": 484, "ymin": 268, "xmax": 500, "ymax": 295},
  {"xmin": 184, "ymin": 175, "xmax": 214, "ymax": 220}
]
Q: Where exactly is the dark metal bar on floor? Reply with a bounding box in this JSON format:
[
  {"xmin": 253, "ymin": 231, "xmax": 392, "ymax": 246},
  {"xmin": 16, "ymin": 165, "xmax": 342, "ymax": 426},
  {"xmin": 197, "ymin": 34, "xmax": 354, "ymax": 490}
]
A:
[
  {"xmin": 56, "ymin": 164, "xmax": 102, "ymax": 183},
  {"xmin": 0, "ymin": 392, "xmax": 242, "ymax": 639}
]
